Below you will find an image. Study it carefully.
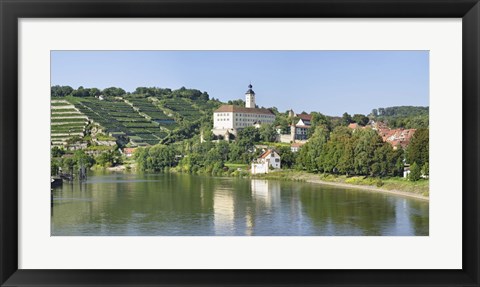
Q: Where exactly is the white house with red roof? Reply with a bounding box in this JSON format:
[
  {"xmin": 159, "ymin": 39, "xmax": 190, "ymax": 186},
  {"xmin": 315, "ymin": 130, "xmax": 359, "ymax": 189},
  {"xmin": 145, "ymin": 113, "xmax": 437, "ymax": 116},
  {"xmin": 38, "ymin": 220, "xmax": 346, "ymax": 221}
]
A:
[{"xmin": 251, "ymin": 149, "xmax": 281, "ymax": 174}]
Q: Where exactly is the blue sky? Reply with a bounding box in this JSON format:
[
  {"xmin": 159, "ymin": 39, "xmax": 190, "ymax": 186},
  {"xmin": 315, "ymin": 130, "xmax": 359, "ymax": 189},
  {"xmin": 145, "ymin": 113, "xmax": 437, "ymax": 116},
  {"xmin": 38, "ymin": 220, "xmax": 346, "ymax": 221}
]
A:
[{"xmin": 51, "ymin": 51, "xmax": 429, "ymax": 116}]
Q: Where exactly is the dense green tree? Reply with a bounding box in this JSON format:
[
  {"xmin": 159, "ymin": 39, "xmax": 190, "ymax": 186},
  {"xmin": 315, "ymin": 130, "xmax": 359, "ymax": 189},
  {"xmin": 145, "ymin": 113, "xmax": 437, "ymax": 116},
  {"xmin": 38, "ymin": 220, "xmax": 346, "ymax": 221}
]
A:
[
  {"xmin": 406, "ymin": 128, "xmax": 429, "ymax": 167},
  {"xmin": 307, "ymin": 112, "xmax": 332, "ymax": 137},
  {"xmin": 199, "ymin": 92, "xmax": 210, "ymax": 101},
  {"xmin": 341, "ymin": 112, "xmax": 353, "ymax": 126},
  {"xmin": 51, "ymin": 146, "xmax": 65, "ymax": 158},
  {"xmin": 297, "ymin": 126, "xmax": 328, "ymax": 172},
  {"xmin": 72, "ymin": 150, "xmax": 95, "ymax": 169},
  {"xmin": 201, "ymin": 127, "xmax": 214, "ymax": 142},
  {"xmin": 62, "ymin": 157, "xmax": 75, "ymax": 172},
  {"xmin": 51, "ymin": 159, "xmax": 61, "ymax": 175},
  {"xmin": 259, "ymin": 124, "xmax": 278, "ymax": 142},
  {"xmin": 215, "ymin": 141, "xmax": 230, "ymax": 162},
  {"xmin": 352, "ymin": 129, "xmax": 383, "ymax": 175},
  {"xmin": 322, "ymin": 126, "xmax": 352, "ymax": 173},
  {"xmin": 352, "ymin": 114, "xmax": 369, "ymax": 126},
  {"xmin": 421, "ymin": 162, "xmax": 429, "ymax": 177},
  {"xmin": 51, "ymin": 85, "xmax": 73, "ymax": 97},
  {"xmin": 135, "ymin": 144, "xmax": 177, "ymax": 171},
  {"xmin": 273, "ymin": 114, "xmax": 290, "ymax": 134},
  {"xmin": 237, "ymin": 126, "xmax": 261, "ymax": 145},
  {"xmin": 337, "ymin": 139, "xmax": 355, "ymax": 175},
  {"xmin": 277, "ymin": 146, "xmax": 296, "ymax": 169},
  {"xmin": 102, "ymin": 87, "xmax": 126, "ymax": 98},
  {"xmin": 88, "ymin": 88, "xmax": 101, "ymax": 97},
  {"xmin": 370, "ymin": 143, "xmax": 403, "ymax": 177},
  {"xmin": 409, "ymin": 162, "xmax": 421, "ymax": 181},
  {"xmin": 71, "ymin": 86, "xmax": 90, "ymax": 97},
  {"xmin": 227, "ymin": 99, "xmax": 246, "ymax": 106},
  {"xmin": 96, "ymin": 150, "xmax": 123, "ymax": 167}
]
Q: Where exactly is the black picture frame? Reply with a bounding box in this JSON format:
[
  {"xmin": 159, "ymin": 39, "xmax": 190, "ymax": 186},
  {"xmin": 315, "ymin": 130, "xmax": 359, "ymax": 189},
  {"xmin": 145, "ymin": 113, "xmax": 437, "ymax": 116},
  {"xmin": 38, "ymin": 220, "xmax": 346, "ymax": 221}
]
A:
[{"xmin": 1, "ymin": 0, "xmax": 479, "ymax": 286}]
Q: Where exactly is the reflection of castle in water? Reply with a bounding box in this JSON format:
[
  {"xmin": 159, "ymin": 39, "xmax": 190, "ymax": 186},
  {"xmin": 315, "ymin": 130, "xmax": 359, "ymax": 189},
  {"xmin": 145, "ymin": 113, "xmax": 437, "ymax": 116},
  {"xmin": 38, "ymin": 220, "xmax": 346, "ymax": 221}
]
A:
[
  {"xmin": 212, "ymin": 179, "xmax": 305, "ymax": 235},
  {"xmin": 213, "ymin": 187, "xmax": 236, "ymax": 235}
]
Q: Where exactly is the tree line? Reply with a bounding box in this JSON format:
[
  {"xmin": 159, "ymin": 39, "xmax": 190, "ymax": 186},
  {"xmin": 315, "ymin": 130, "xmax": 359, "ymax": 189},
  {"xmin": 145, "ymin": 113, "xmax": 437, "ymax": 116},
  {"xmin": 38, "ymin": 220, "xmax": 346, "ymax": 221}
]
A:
[
  {"xmin": 51, "ymin": 85, "xmax": 211, "ymax": 101},
  {"xmin": 134, "ymin": 123, "xmax": 429, "ymax": 181},
  {"xmin": 51, "ymin": 147, "xmax": 122, "ymax": 176}
]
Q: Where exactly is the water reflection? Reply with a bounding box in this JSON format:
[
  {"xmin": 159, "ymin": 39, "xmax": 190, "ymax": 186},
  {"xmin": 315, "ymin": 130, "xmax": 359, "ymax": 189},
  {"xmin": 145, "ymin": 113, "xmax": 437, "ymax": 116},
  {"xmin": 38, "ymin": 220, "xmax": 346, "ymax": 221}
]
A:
[{"xmin": 51, "ymin": 173, "xmax": 429, "ymax": 236}]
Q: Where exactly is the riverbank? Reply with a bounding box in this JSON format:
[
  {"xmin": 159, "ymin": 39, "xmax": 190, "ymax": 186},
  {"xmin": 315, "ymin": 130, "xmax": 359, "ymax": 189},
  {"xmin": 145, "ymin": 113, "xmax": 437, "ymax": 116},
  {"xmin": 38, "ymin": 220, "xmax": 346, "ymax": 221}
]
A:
[
  {"xmin": 95, "ymin": 164, "xmax": 429, "ymax": 200},
  {"xmin": 253, "ymin": 170, "xmax": 429, "ymax": 201}
]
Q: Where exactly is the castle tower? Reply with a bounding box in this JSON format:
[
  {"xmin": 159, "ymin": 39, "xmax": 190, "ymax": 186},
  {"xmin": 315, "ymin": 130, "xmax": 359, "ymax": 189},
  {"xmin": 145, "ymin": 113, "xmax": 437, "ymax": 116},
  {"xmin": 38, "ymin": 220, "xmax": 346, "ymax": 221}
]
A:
[{"xmin": 245, "ymin": 84, "xmax": 255, "ymax": 108}]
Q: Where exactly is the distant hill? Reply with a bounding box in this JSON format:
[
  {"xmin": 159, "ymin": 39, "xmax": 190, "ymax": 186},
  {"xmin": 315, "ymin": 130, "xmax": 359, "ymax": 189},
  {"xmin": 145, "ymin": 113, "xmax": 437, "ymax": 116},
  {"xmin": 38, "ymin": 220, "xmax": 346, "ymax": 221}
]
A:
[{"xmin": 371, "ymin": 106, "xmax": 429, "ymax": 129}]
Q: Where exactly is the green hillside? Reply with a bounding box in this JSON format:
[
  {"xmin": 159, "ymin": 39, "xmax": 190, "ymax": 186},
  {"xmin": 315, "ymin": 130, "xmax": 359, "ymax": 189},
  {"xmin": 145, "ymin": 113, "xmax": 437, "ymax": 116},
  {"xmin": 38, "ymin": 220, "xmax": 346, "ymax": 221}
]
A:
[{"xmin": 52, "ymin": 86, "xmax": 221, "ymax": 147}]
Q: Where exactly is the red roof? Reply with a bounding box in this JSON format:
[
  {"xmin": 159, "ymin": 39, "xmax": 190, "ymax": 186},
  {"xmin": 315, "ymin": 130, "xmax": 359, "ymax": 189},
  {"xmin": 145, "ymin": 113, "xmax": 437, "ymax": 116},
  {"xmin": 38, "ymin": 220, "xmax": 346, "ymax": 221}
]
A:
[
  {"xmin": 348, "ymin": 123, "xmax": 359, "ymax": 129},
  {"xmin": 214, "ymin": 105, "xmax": 274, "ymax": 115},
  {"xmin": 259, "ymin": 149, "xmax": 279, "ymax": 159},
  {"xmin": 296, "ymin": 113, "xmax": 312, "ymax": 121},
  {"xmin": 259, "ymin": 150, "xmax": 272, "ymax": 159},
  {"xmin": 123, "ymin": 148, "xmax": 137, "ymax": 154},
  {"xmin": 383, "ymin": 129, "xmax": 416, "ymax": 148}
]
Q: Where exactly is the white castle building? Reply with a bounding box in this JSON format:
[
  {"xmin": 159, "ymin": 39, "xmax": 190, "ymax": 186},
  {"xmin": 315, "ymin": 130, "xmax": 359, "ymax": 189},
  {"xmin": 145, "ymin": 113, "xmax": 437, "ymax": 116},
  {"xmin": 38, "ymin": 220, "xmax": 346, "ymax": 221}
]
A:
[{"xmin": 212, "ymin": 84, "xmax": 275, "ymax": 138}]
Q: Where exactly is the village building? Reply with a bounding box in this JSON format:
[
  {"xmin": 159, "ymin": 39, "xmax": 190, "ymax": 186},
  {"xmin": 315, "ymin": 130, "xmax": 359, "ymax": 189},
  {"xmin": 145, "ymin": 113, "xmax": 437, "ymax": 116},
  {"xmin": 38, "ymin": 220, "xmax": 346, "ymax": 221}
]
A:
[
  {"xmin": 251, "ymin": 149, "xmax": 281, "ymax": 174},
  {"xmin": 212, "ymin": 84, "xmax": 275, "ymax": 138},
  {"xmin": 289, "ymin": 112, "xmax": 312, "ymax": 141},
  {"xmin": 371, "ymin": 122, "xmax": 416, "ymax": 149},
  {"xmin": 122, "ymin": 147, "xmax": 137, "ymax": 157},
  {"xmin": 348, "ymin": 120, "xmax": 416, "ymax": 149},
  {"xmin": 290, "ymin": 142, "xmax": 305, "ymax": 153},
  {"xmin": 278, "ymin": 111, "xmax": 314, "ymax": 143},
  {"xmin": 382, "ymin": 128, "xmax": 416, "ymax": 149}
]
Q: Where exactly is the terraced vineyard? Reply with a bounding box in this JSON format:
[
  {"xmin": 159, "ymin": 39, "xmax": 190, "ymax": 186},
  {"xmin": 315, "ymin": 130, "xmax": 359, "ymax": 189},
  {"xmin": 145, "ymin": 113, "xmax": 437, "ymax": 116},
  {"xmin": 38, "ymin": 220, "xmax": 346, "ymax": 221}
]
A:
[
  {"xmin": 52, "ymin": 92, "xmax": 221, "ymax": 147},
  {"xmin": 126, "ymin": 98, "xmax": 178, "ymax": 130},
  {"xmin": 68, "ymin": 97, "xmax": 166, "ymax": 146},
  {"xmin": 163, "ymin": 98, "xmax": 200, "ymax": 121},
  {"xmin": 50, "ymin": 100, "xmax": 88, "ymax": 146}
]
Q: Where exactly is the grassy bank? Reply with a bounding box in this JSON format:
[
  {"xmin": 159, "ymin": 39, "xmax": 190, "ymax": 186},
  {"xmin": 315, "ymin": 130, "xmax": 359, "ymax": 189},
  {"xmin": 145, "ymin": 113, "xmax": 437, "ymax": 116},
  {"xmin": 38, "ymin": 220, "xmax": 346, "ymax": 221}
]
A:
[
  {"xmin": 106, "ymin": 162, "xmax": 428, "ymax": 200},
  {"xmin": 254, "ymin": 170, "xmax": 429, "ymax": 199}
]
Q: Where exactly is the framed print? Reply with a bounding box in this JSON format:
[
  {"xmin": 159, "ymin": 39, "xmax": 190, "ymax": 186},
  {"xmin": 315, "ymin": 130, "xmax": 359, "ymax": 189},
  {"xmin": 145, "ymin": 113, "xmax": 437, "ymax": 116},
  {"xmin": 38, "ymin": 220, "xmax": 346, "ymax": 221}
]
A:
[{"xmin": 1, "ymin": 0, "xmax": 479, "ymax": 286}]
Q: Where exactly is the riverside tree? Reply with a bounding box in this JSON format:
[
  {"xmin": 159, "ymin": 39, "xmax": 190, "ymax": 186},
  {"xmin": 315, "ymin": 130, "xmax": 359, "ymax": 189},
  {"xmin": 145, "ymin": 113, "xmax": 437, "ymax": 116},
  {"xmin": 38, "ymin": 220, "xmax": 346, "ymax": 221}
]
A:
[
  {"xmin": 406, "ymin": 128, "xmax": 429, "ymax": 167},
  {"xmin": 135, "ymin": 144, "xmax": 177, "ymax": 171},
  {"xmin": 297, "ymin": 126, "xmax": 329, "ymax": 172},
  {"xmin": 409, "ymin": 162, "xmax": 421, "ymax": 181}
]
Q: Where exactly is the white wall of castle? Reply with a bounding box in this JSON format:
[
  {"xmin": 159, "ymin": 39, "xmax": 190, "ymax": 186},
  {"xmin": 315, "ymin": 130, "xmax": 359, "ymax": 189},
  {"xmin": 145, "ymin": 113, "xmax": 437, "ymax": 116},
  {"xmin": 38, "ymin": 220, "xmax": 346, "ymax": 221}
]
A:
[
  {"xmin": 213, "ymin": 111, "xmax": 275, "ymax": 129},
  {"xmin": 213, "ymin": 112, "xmax": 234, "ymax": 129}
]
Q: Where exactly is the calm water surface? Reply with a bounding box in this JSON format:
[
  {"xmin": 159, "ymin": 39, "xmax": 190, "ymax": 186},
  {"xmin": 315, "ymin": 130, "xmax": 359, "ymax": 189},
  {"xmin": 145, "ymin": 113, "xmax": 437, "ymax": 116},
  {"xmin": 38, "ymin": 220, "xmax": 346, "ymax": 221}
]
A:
[{"xmin": 51, "ymin": 172, "xmax": 429, "ymax": 236}]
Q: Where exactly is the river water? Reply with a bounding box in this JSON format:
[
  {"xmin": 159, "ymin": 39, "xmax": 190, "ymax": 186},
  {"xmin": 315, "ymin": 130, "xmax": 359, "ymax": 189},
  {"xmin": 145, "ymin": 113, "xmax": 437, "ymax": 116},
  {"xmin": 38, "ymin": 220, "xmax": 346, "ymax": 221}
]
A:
[{"xmin": 51, "ymin": 172, "xmax": 429, "ymax": 236}]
